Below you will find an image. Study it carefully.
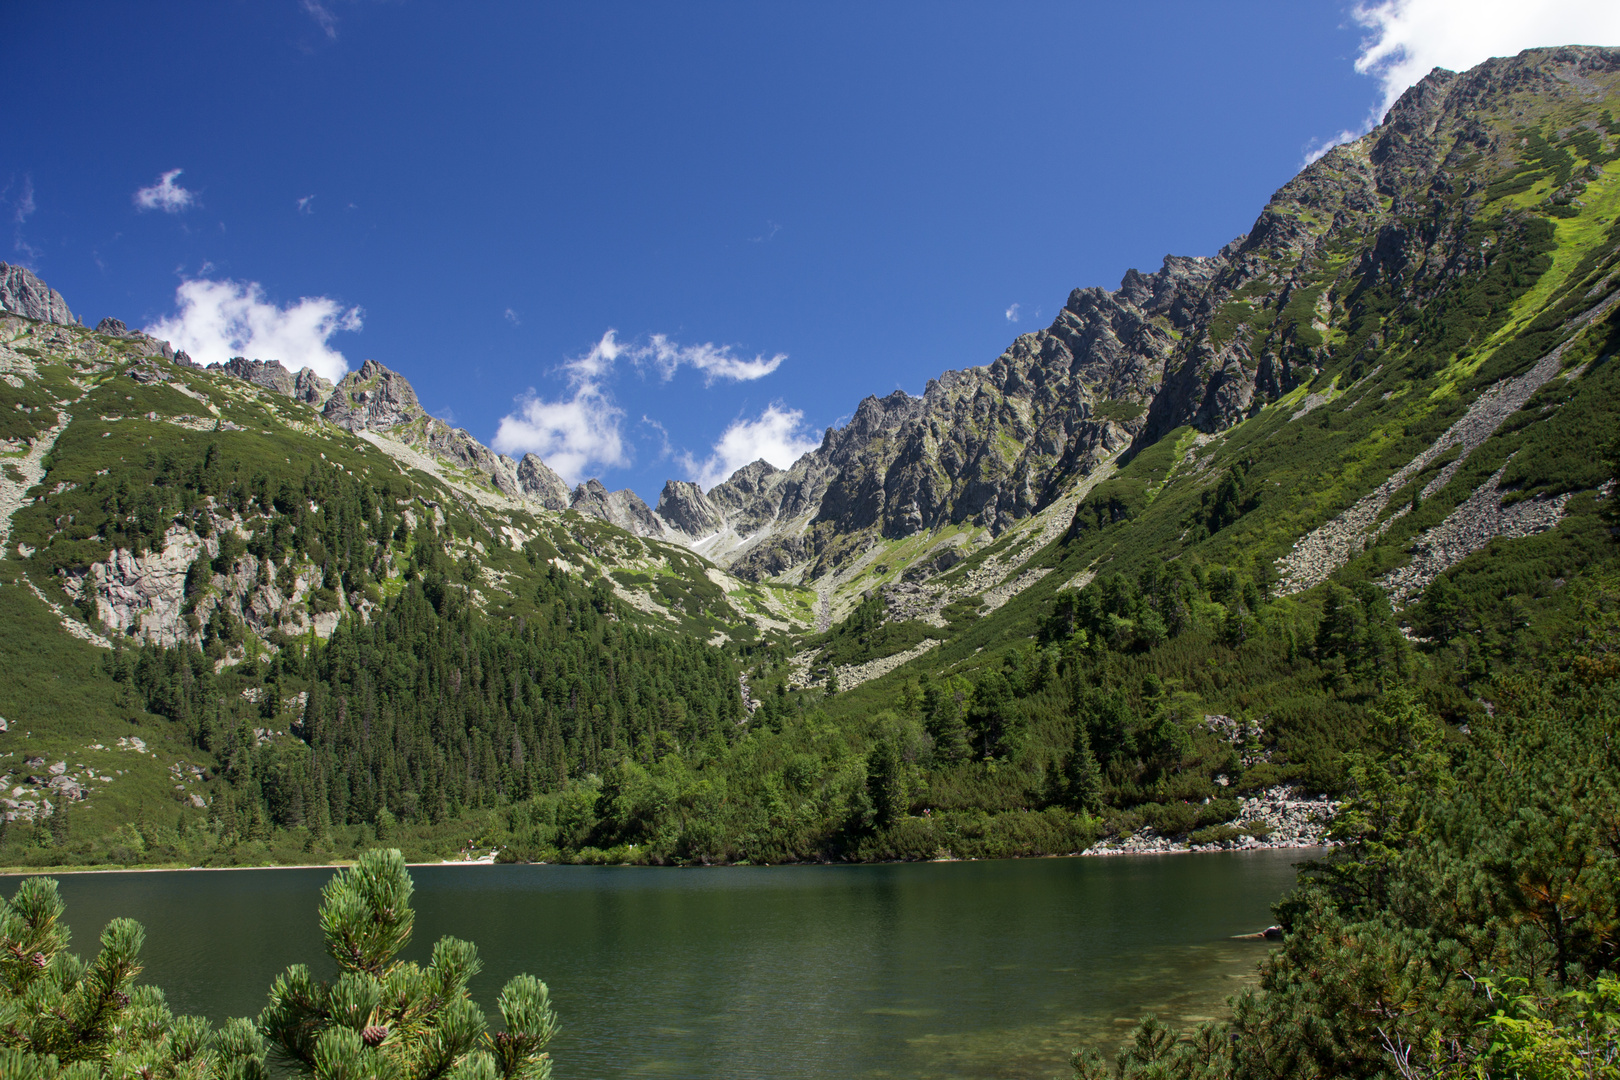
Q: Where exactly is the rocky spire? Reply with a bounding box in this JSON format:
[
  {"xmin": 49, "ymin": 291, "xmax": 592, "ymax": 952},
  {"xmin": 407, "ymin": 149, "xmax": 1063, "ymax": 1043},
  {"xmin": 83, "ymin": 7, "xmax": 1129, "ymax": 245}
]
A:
[{"xmin": 0, "ymin": 263, "xmax": 77, "ymax": 326}]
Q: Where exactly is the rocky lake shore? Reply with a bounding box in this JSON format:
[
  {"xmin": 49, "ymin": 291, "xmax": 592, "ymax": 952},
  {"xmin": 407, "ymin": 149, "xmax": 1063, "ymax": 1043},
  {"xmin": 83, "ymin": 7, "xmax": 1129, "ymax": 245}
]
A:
[{"xmin": 1083, "ymin": 786, "xmax": 1337, "ymax": 857}]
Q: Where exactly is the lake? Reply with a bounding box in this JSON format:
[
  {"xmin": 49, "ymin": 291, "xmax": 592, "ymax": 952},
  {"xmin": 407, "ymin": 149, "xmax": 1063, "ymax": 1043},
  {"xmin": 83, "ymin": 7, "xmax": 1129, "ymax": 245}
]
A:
[{"xmin": 29, "ymin": 850, "xmax": 1309, "ymax": 1079}]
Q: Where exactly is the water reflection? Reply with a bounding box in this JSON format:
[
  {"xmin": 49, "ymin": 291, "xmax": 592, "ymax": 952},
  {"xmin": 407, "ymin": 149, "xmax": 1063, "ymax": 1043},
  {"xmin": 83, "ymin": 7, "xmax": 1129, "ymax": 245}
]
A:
[{"xmin": 25, "ymin": 850, "xmax": 1309, "ymax": 1079}]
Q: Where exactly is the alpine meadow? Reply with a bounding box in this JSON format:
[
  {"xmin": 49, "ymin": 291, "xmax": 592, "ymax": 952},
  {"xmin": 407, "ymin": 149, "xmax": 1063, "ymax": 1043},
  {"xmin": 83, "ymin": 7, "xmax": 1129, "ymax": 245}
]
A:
[{"xmin": 4, "ymin": 38, "xmax": 1620, "ymax": 1080}]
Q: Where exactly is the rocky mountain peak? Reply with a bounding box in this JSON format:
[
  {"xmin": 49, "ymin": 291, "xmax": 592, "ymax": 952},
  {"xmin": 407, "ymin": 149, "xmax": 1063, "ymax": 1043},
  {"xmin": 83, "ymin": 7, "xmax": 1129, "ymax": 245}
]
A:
[
  {"xmin": 91, "ymin": 315, "xmax": 178, "ymax": 360},
  {"xmin": 322, "ymin": 360, "xmax": 424, "ymax": 433},
  {"xmin": 655, "ymin": 480, "xmax": 727, "ymax": 537},
  {"xmin": 204, "ymin": 357, "xmax": 335, "ymax": 406},
  {"xmin": 0, "ymin": 263, "xmax": 77, "ymax": 326},
  {"xmin": 517, "ymin": 453, "xmax": 570, "ymax": 510},
  {"xmin": 571, "ymin": 479, "xmax": 667, "ymax": 538}
]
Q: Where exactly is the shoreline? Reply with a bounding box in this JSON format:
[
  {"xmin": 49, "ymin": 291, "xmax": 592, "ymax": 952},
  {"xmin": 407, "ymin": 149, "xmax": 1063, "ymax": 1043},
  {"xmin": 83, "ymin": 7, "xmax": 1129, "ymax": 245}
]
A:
[
  {"xmin": 0, "ymin": 842, "xmax": 1328, "ymax": 878},
  {"xmin": 0, "ymin": 857, "xmax": 501, "ymax": 878}
]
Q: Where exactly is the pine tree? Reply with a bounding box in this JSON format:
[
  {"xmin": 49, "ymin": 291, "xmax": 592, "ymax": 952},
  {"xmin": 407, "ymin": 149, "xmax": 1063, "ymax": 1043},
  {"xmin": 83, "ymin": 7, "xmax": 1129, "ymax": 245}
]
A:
[
  {"xmin": 0, "ymin": 877, "xmax": 268, "ymax": 1078},
  {"xmin": 259, "ymin": 849, "xmax": 558, "ymax": 1079}
]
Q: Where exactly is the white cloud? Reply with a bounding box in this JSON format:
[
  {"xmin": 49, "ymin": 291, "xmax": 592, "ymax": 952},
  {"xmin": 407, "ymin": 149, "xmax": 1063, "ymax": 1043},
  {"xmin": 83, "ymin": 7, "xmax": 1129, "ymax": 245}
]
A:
[
  {"xmin": 680, "ymin": 404, "xmax": 820, "ymax": 491},
  {"xmin": 489, "ymin": 328, "xmax": 792, "ymax": 484},
  {"xmin": 549, "ymin": 328, "xmax": 785, "ymax": 385},
  {"xmin": 134, "ymin": 169, "xmax": 196, "ymax": 214},
  {"xmin": 1005, "ymin": 303, "xmax": 1021, "ymax": 323},
  {"xmin": 12, "ymin": 176, "xmax": 35, "ymax": 225},
  {"xmin": 6, "ymin": 176, "xmax": 38, "ymax": 263},
  {"xmin": 296, "ymin": 195, "xmax": 316, "ymax": 214},
  {"xmin": 491, "ymin": 331, "xmax": 630, "ymax": 484},
  {"xmin": 566, "ymin": 329, "xmax": 625, "ymax": 380},
  {"xmin": 640, "ymin": 415, "xmax": 674, "ymax": 460},
  {"xmin": 145, "ymin": 278, "xmax": 362, "ymax": 381},
  {"xmin": 504, "ymin": 307, "xmax": 521, "ymax": 326},
  {"xmin": 749, "ymin": 220, "xmax": 781, "ymax": 243},
  {"xmin": 1302, "ymin": 127, "xmax": 1367, "ymax": 166},
  {"xmin": 1303, "ymin": 1, "xmax": 1620, "ymax": 166},
  {"xmin": 1355, "ymin": 0, "xmax": 1620, "ymax": 118},
  {"xmin": 635, "ymin": 333, "xmax": 786, "ymax": 384},
  {"xmin": 303, "ymin": 0, "xmax": 338, "ymax": 39}
]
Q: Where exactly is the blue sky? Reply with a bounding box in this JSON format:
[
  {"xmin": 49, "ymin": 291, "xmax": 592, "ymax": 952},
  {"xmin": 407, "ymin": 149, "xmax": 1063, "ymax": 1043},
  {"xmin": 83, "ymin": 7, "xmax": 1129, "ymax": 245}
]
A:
[{"xmin": 6, "ymin": 2, "xmax": 1618, "ymax": 503}]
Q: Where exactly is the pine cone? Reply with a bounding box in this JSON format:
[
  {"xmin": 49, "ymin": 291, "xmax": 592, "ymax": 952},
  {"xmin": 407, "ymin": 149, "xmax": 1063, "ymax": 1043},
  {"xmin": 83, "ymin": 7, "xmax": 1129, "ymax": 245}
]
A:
[
  {"xmin": 31, "ymin": 952, "xmax": 47, "ymax": 969},
  {"xmin": 361, "ymin": 1024, "xmax": 388, "ymax": 1047}
]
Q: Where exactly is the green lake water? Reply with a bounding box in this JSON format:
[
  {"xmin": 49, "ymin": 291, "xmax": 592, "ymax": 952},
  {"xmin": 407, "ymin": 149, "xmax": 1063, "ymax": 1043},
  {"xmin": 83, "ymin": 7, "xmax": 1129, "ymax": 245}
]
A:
[{"xmin": 30, "ymin": 850, "xmax": 1309, "ymax": 1079}]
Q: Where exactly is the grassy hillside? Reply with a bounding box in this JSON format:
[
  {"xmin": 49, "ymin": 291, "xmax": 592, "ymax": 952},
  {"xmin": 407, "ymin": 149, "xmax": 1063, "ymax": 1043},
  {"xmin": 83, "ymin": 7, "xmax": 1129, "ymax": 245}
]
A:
[{"xmin": 2, "ymin": 61, "xmax": 1619, "ymax": 872}]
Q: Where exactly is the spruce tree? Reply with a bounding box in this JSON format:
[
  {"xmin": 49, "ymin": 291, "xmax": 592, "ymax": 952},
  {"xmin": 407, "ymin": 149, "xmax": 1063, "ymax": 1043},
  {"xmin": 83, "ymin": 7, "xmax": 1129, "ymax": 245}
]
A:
[{"xmin": 1066, "ymin": 725, "xmax": 1103, "ymax": 815}]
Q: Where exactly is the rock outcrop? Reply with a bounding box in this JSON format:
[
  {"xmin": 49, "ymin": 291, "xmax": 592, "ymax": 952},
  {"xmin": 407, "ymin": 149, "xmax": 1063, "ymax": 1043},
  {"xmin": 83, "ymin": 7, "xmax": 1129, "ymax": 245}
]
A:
[
  {"xmin": 655, "ymin": 480, "xmax": 727, "ymax": 537},
  {"xmin": 0, "ymin": 262, "xmax": 77, "ymax": 326},
  {"xmin": 94, "ymin": 316, "xmax": 177, "ymax": 359},
  {"xmin": 207, "ymin": 355, "xmax": 337, "ymax": 405},
  {"xmin": 322, "ymin": 359, "xmax": 424, "ymax": 431},
  {"xmin": 517, "ymin": 453, "xmax": 571, "ymax": 510},
  {"xmin": 210, "ymin": 356, "xmax": 298, "ymax": 397},
  {"xmin": 570, "ymin": 479, "xmax": 669, "ymax": 538}
]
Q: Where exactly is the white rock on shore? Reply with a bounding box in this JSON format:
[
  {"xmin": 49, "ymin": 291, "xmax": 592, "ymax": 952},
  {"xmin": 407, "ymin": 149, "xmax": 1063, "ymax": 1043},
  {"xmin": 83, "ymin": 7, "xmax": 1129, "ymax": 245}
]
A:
[{"xmin": 1083, "ymin": 785, "xmax": 1338, "ymax": 857}]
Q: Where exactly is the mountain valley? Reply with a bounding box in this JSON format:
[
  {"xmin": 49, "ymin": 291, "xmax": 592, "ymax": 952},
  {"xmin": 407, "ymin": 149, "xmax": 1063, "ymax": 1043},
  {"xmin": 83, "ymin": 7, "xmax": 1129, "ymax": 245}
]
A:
[{"xmin": 0, "ymin": 46, "xmax": 1618, "ymax": 883}]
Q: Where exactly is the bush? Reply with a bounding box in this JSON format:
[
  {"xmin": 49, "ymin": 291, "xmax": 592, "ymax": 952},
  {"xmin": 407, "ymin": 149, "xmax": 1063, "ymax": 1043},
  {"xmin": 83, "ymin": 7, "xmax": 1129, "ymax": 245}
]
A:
[{"xmin": 0, "ymin": 849, "xmax": 562, "ymax": 1079}]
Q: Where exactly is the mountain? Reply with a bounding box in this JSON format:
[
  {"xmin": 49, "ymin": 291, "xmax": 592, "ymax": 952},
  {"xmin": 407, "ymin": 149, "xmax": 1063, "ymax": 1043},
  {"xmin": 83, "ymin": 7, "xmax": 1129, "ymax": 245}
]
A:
[
  {"xmin": 0, "ymin": 45, "xmax": 1618, "ymax": 874},
  {"xmin": 0, "ymin": 263, "xmax": 77, "ymax": 326},
  {"xmin": 628, "ymin": 44, "xmax": 1620, "ymax": 625}
]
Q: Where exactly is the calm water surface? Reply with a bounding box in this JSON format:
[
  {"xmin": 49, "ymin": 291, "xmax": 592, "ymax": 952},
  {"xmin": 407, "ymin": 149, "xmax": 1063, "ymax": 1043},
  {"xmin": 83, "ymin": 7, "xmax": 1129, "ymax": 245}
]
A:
[{"xmin": 29, "ymin": 851, "xmax": 1309, "ymax": 1079}]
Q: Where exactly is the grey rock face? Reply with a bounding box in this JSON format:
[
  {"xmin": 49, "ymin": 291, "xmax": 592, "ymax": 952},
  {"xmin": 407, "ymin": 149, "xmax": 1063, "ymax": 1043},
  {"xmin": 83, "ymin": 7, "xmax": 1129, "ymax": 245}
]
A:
[
  {"xmin": 293, "ymin": 367, "xmax": 334, "ymax": 406},
  {"xmin": 207, "ymin": 356, "xmax": 334, "ymax": 406},
  {"xmin": 83, "ymin": 524, "xmax": 207, "ymax": 646},
  {"xmin": 0, "ymin": 263, "xmax": 76, "ymax": 326},
  {"xmin": 655, "ymin": 480, "xmax": 727, "ymax": 537},
  {"xmin": 571, "ymin": 479, "xmax": 669, "ymax": 538},
  {"xmin": 517, "ymin": 454, "xmax": 571, "ymax": 511},
  {"xmin": 94, "ymin": 316, "xmax": 177, "ymax": 359},
  {"xmin": 125, "ymin": 362, "xmax": 170, "ymax": 384},
  {"xmin": 212, "ymin": 356, "xmax": 297, "ymax": 396},
  {"xmin": 1143, "ymin": 45, "xmax": 1620, "ymax": 443},
  {"xmin": 322, "ymin": 359, "xmax": 423, "ymax": 431},
  {"xmin": 319, "ymin": 361, "xmax": 549, "ymax": 505}
]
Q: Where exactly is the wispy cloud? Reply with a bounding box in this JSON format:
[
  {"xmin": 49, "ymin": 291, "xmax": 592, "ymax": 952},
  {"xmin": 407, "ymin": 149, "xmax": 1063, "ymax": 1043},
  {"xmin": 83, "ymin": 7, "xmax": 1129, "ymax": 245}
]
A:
[
  {"xmin": 640, "ymin": 415, "xmax": 674, "ymax": 460},
  {"xmin": 749, "ymin": 220, "xmax": 781, "ymax": 243},
  {"xmin": 145, "ymin": 278, "xmax": 362, "ymax": 381},
  {"xmin": 504, "ymin": 307, "xmax": 521, "ymax": 326},
  {"xmin": 296, "ymin": 195, "xmax": 316, "ymax": 214},
  {"xmin": 491, "ymin": 332, "xmax": 628, "ymax": 484},
  {"xmin": 1305, "ymin": 0, "xmax": 1620, "ymax": 166},
  {"xmin": 1004, "ymin": 303, "xmax": 1021, "ymax": 323},
  {"xmin": 635, "ymin": 334, "xmax": 786, "ymax": 385},
  {"xmin": 134, "ymin": 169, "xmax": 196, "ymax": 213},
  {"xmin": 12, "ymin": 176, "xmax": 35, "ymax": 226},
  {"xmin": 5, "ymin": 176, "xmax": 39, "ymax": 264},
  {"xmin": 302, "ymin": 0, "xmax": 338, "ymax": 39},
  {"xmin": 680, "ymin": 404, "xmax": 820, "ymax": 491},
  {"xmin": 491, "ymin": 328, "xmax": 792, "ymax": 484},
  {"xmin": 1303, "ymin": 128, "xmax": 1368, "ymax": 166}
]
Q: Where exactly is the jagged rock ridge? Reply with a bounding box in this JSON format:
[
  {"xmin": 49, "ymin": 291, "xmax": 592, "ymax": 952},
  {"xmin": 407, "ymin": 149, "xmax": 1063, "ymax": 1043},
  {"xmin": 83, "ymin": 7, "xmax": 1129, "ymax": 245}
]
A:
[
  {"xmin": 23, "ymin": 46, "xmax": 1620, "ymax": 601},
  {"xmin": 0, "ymin": 263, "xmax": 77, "ymax": 326}
]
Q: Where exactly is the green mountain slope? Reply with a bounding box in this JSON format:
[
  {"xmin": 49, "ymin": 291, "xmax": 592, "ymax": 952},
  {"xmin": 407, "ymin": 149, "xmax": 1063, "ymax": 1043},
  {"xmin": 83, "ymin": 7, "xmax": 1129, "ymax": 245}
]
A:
[{"xmin": 0, "ymin": 46, "xmax": 1618, "ymax": 869}]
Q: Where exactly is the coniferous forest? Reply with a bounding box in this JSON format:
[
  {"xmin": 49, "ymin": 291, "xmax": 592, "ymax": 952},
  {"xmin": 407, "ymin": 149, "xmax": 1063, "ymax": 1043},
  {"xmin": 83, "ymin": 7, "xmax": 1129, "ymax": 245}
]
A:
[{"xmin": 5, "ymin": 37, "xmax": 1620, "ymax": 1080}]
